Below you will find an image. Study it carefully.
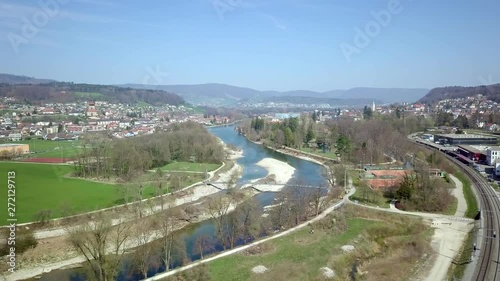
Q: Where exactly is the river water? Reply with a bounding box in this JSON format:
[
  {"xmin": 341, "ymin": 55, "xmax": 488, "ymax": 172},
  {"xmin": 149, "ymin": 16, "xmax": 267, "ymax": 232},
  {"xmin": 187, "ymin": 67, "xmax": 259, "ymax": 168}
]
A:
[{"xmin": 24, "ymin": 125, "xmax": 326, "ymax": 281}]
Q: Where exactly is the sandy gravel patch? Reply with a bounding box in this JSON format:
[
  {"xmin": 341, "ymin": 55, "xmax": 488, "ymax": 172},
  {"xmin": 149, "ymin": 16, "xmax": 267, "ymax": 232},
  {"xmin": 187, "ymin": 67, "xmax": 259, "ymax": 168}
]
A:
[
  {"xmin": 255, "ymin": 158, "xmax": 296, "ymax": 184},
  {"xmin": 422, "ymin": 219, "xmax": 472, "ymax": 281},
  {"xmin": 321, "ymin": 267, "xmax": 336, "ymax": 278},
  {"xmin": 341, "ymin": 245, "xmax": 355, "ymax": 252},
  {"xmin": 251, "ymin": 265, "xmax": 268, "ymax": 274}
]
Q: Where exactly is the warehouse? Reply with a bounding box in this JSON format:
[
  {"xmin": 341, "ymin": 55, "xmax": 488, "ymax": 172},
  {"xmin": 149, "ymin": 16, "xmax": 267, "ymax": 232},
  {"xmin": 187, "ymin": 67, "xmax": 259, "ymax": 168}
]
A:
[
  {"xmin": 457, "ymin": 145, "xmax": 487, "ymax": 163},
  {"xmin": 434, "ymin": 134, "xmax": 497, "ymax": 145}
]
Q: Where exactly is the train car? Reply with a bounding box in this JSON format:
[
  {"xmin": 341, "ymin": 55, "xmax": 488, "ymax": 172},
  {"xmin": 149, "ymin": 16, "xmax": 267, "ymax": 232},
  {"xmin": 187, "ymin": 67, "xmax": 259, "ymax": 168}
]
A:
[{"xmin": 455, "ymin": 153, "xmax": 474, "ymax": 166}]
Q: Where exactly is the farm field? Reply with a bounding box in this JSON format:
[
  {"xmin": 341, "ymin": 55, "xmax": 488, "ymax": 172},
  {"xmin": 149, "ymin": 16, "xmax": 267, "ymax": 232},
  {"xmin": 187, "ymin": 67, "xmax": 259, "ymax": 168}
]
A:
[
  {"xmin": 74, "ymin": 91, "xmax": 104, "ymax": 99},
  {"xmin": 159, "ymin": 161, "xmax": 221, "ymax": 173}
]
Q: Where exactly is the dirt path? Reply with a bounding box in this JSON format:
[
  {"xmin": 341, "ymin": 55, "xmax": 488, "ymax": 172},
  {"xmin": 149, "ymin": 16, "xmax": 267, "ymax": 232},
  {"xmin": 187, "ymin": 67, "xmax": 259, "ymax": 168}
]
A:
[
  {"xmin": 450, "ymin": 174, "xmax": 467, "ymax": 217},
  {"xmin": 349, "ymin": 176, "xmax": 473, "ymax": 281}
]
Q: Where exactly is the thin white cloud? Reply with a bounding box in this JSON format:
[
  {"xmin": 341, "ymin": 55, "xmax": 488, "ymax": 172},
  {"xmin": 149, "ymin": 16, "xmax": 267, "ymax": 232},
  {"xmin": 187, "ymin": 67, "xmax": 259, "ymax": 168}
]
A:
[
  {"xmin": 261, "ymin": 13, "xmax": 287, "ymax": 31},
  {"xmin": 0, "ymin": 2, "xmax": 112, "ymax": 24}
]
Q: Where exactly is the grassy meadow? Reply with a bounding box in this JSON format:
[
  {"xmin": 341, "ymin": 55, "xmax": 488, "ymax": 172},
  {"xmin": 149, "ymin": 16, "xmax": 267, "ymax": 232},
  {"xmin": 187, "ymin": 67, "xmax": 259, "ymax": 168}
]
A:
[
  {"xmin": 299, "ymin": 146, "xmax": 338, "ymax": 160},
  {"xmin": 17, "ymin": 139, "xmax": 82, "ymax": 158},
  {"xmin": 0, "ymin": 162, "xmax": 119, "ymax": 224},
  {"xmin": 159, "ymin": 161, "xmax": 221, "ymax": 173},
  {"xmin": 167, "ymin": 205, "xmax": 432, "ymax": 281}
]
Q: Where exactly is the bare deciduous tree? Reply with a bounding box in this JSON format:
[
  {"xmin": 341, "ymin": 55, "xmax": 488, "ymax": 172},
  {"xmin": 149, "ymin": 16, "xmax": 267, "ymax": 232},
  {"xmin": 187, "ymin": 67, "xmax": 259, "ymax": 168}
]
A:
[
  {"xmin": 131, "ymin": 219, "xmax": 158, "ymax": 279},
  {"xmin": 206, "ymin": 196, "xmax": 232, "ymax": 250},
  {"xmin": 66, "ymin": 213, "xmax": 131, "ymax": 281}
]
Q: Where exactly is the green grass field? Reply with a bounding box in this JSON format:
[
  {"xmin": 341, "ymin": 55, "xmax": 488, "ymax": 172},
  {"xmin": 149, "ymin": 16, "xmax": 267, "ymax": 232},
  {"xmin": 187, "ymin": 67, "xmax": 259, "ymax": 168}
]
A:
[
  {"xmin": 17, "ymin": 139, "xmax": 82, "ymax": 158},
  {"xmin": 0, "ymin": 162, "xmax": 120, "ymax": 224},
  {"xmin": 455, "ymin": 172, "xmax": 478, "ymax": 218},
  {"xmin": 350, "ymin": 184, "xmax": 390, "ymax": 208},
  {"xmin": 206, "ymin": 218, "xmax": 374, "ymax": 281},
  {"xmin": 167, "ymin": 206, "xmax": 431, "ymax": 281},
  {"xmin": 299, "ymin": 147, "xmax": 337, "ymax": 160},
  {"xmin": 74, "ymin": 92, "xmax": 104, "ymax": 99},
  {"xmin": 444, "ymin": 197, "xmax": 458, "ymax": 216},
  {"xmin": 0, "ymin": 163, "xmax": 208, "ymax": 225},
  {"xmin": 159, "ymin": 162, "xmax": 221, "ymax": 173}
]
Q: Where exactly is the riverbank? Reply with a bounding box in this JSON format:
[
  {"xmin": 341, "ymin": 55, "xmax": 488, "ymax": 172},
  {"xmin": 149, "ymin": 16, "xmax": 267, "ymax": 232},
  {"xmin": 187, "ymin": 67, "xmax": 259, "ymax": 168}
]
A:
[
  {"xmin": 8, "ymin": 185, "xmax": 257, "ymax": 281},
  {"xmin": 244, "ymin": 137, "xmax": 333, "ymax": 188},
  {"xmin": 2, "ymin": 145, "xmax": 245, "ymax": 280},
  {"xmin": 142, "ymin": 189, "xmax": 353, "ymax": 281}
]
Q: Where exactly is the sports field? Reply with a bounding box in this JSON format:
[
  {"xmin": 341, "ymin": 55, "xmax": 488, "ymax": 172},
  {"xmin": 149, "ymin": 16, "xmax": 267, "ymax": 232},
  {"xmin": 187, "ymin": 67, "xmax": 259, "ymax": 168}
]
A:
[
  {"xmin": 0, "ymin": 162, "xmax": 120, "ymax": 225},
  {"xmin": 18, "ymin": 139, "xmax": 82, "ymax": 158}
]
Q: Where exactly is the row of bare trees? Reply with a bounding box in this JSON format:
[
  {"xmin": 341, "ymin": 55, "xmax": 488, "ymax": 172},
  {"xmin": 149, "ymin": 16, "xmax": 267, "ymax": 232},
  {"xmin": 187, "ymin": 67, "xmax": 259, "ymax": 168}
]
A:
[
  {"xmin": 66, "ymin": 183, "xmax": 341, "ymax": 280},
  {"xmin": 74, "ymin": 122, "xmax": 224, "ymax": 181}
]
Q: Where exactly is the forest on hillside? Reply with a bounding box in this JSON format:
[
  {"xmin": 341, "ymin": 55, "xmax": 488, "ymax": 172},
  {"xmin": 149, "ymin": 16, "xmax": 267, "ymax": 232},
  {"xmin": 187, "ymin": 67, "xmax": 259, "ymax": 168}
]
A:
[
  {"xmin": 0, "ymin": 82, "xmax": 185, "ymax": 105},
  {"xmin": 418, "ymin": 84, "xmax": 500, "ymax": 105}
]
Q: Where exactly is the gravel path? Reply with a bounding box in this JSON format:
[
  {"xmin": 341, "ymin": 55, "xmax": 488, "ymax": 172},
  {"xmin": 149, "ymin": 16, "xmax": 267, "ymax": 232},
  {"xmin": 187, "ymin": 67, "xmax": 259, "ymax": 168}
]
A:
[{"xmin": 450, "ymin": 174, "xmax": 467, "ymax": 217}]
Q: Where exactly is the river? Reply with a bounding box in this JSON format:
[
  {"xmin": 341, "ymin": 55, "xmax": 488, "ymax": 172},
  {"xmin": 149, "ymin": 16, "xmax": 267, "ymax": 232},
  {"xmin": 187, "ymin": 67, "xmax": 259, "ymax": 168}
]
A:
[{"xmin": 23, "ymin": 125, "xmax": 326, "ymax": 281}]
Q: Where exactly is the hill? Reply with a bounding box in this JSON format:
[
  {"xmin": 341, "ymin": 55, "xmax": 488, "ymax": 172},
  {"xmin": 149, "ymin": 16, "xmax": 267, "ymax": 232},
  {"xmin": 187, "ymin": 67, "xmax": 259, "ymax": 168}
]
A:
[
  {"xmin": 0, "ymin": 82, "xmax": 185, "ymax": 106},
  {"xmin": 0, "ymin": 73, "xmax": 55, "ymax": 84},
  {"xmin": 122, "ymin": 83, "xmax": 428, "ymax": 106},
  {"xmin": 417, "ymin": 84, "xmax": 500, "ymax": 104}
]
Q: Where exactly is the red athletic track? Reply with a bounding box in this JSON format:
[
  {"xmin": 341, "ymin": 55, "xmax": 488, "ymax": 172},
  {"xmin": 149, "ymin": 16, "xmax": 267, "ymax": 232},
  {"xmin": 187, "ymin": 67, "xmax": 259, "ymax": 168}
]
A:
[{"xmin": 23, "ymin": 158, "xmax": 73, "ymax": 163}]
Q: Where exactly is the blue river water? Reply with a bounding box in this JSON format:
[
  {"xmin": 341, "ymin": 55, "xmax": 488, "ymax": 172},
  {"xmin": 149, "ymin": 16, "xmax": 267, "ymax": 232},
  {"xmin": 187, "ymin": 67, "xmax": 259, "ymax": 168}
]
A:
[{"xmin": 24, "ymin": 125, "xmax": 326, "ymax": 281}]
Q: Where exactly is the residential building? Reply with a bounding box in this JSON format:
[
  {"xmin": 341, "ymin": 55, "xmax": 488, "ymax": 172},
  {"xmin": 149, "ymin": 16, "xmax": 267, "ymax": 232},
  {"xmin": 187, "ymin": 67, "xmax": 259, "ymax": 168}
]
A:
[
  {"xmin": 7, "ymin": 133, "xmax": 22, "ymax": 141},
  {"xmin": 486, "ymin": 146, "xmax": 500, "ymax": 166}
]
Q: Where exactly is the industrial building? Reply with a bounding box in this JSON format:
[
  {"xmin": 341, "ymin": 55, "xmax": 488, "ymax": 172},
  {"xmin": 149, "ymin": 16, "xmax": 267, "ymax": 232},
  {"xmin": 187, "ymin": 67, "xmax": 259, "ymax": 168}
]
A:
[
  {"xmin": 457, "ymin": 145, "xmax": 488, "ymax": 163},
  {"xmin": 0, "ymin": 143, "xmax": 30, "ymax": 155},
  {"xmin": 434, "ymin": 134, "xmax": 497, "ymax": 146}
]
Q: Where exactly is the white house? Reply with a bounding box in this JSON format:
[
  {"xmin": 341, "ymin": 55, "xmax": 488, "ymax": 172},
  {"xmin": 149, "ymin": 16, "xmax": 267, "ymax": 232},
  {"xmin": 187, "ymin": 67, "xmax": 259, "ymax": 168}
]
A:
[
  {"xmin": 45, "ymin": 126, "xmax": 59, "ymax": 134},
  {"xmin": 8, "ymin": 133, "xmax": 22, "ymax": 141},
  {"xmin": 486, "ymin": 146, "xmax": 500, "ymax": 166}
]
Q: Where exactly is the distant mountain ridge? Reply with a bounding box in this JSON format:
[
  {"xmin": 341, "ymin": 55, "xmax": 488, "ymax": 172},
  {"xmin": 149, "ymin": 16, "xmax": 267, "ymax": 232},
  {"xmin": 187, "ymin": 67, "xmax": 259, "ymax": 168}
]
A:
[
  {"xmin": 0, "ymin": 73, "xmax": 429, "ymax": 106},
  {"xmin": 417, "ymin": 84, "xmax": 500, "ymax": 104},
  {"xmin": 0, "ymin": 73, "xmax": 185, "ymax": 105},
  {"xmin": 122, "ymin": 83, "xmax": 429, "ymax": 106},
  {"xmin": 0, "ymin": 73, "xmax": 55, "ymax": 85}
]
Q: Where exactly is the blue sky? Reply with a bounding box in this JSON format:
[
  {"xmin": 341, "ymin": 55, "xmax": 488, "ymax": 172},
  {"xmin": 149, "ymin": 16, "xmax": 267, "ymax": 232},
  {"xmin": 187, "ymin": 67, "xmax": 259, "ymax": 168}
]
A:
[{"xmin": 0, "ymin": 0, "xmax": 499, "ymax": 91}]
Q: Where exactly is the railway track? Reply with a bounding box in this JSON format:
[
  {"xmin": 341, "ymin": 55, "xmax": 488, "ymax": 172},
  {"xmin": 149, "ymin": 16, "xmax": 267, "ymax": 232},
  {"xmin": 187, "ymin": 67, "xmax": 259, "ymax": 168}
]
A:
[
  {"xmin": 415, "ymin": 139, "xmax": 500, "ymax": 280},
  {"xmin": 450, "ymin": 157, "xmax": 500, "ymax": 281}
]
